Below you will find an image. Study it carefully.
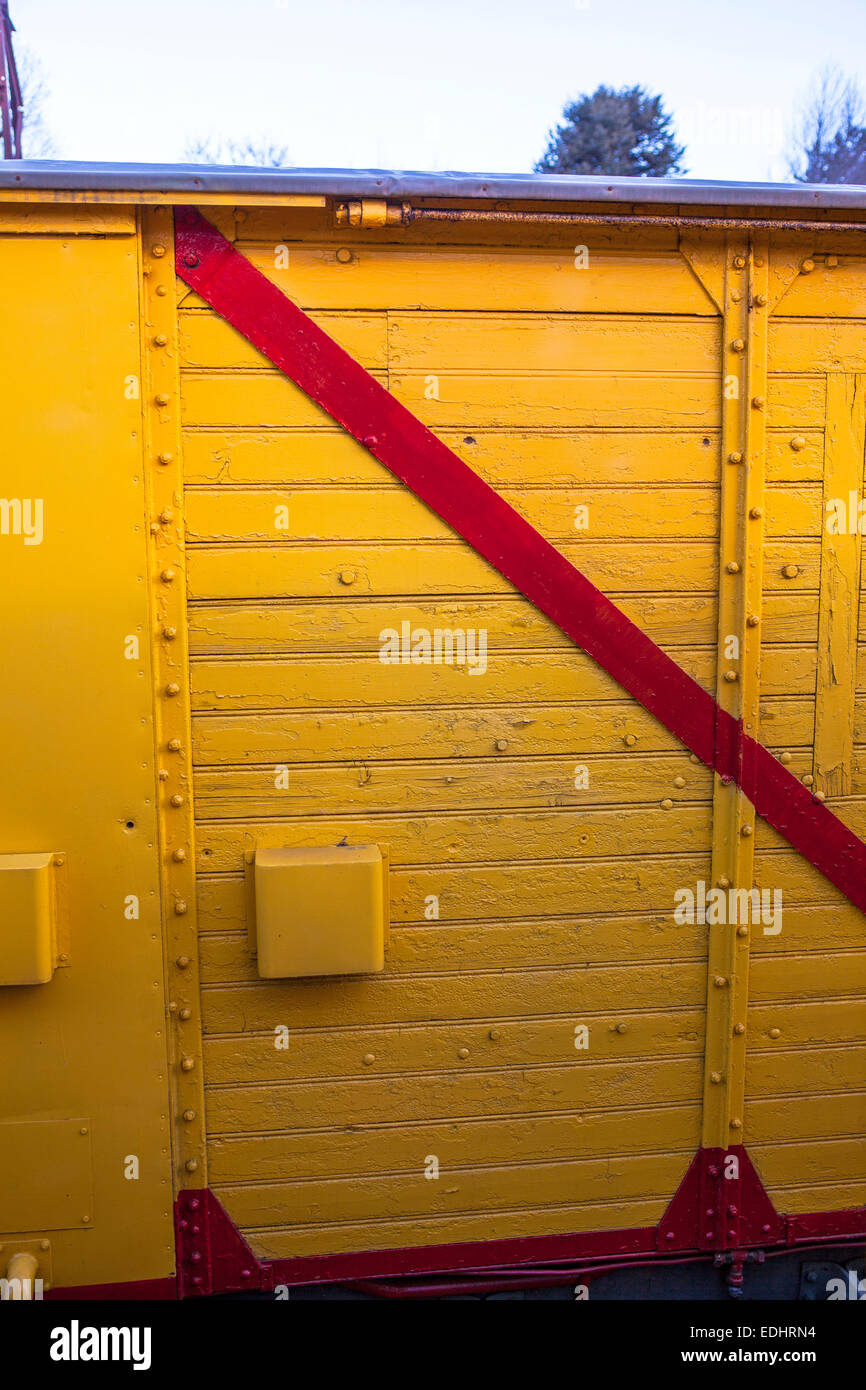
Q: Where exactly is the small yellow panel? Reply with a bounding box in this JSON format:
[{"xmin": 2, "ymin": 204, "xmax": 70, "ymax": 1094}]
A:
[
  {"xmin": 0, "ymin": 853, "xmax": 55, "ymax": 986},
  {"xmin": 254, "ymin": 846, "xmax": 387, "ymax": 978},
  {"xmin": 0, "ymin": 1119, "xmax": 92, "ymax": 1232}
]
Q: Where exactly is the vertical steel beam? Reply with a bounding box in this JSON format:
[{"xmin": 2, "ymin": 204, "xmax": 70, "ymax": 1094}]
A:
[
  {"xmin": 139, "ymin": 206, "xmax": 207, "ymax": 1196},
  {"xmin": 701, "ymin": 234, "xmax": 769, "ymax": 1158}
]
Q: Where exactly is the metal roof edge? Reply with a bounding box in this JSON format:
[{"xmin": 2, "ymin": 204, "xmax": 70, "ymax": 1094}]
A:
[{"xmin": 2, "ymin": 161, "xmax": 866, "ymax": 209}]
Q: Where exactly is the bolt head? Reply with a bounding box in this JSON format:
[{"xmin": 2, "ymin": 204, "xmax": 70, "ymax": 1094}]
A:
[{"xmin": 184, "ymin": 253, "xmax": 200, "ymax": 268}]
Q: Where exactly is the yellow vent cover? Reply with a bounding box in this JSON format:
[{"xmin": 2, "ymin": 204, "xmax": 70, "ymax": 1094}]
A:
[{"xmin": 251, "ymin": 845, "xmax": 388, "ymax": 978}]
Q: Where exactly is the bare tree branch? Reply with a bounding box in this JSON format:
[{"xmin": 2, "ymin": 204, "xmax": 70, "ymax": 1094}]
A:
[
  {"xmin": 787, "ymin": 65, "xmax": 866, "ymax": 183},
  {"xmin": 184, "ymin": 137, "xmax": 290, "ymax": 168}
]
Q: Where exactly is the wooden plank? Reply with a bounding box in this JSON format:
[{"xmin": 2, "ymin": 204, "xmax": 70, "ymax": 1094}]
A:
[
  {"xmin": 186, "ymin": 540, "xmax": 822, "ymax": 600},
  {"xmin": 233, "ymin": 242, "xmax": 719, "ymax": 314},
  {"xmin": 181, "ymin": 427, "xmax": 724, "ymax": 488},
  {"xmin": 199, "ymin": 1003, "xmax": 705, "ymax": 1074},
  {"xmin": 188, "ymin": 646, "xmax": 814, "ymax": 712},
  {"xmin": 191, "ymin": 754, "xmax": 713, "ymax": 819},
  {"xmin": 242, "ymin": 1194, "xmax": 668, "ymax": 1258},
  {"xmin": 814, "ymin": 375, "xmax": 866, "ymax": 795},
  {"xmin": 770, "ymin": 318, "xmax": 866, "ymax": 373},
  {"xmin": 181, "ymin": 371, "xmax": 722, "ymax": 431},
  {"xmin": 184, "ymin": 484, "xmax": 723, "ymax": 543},
  {"xmin": 190, "ymin": 698, "xmax": 813, "ymax": 767},
  {"xmin": 772, "ymin": 258, "xmax": 866, "ymax": 319},
  {"xmin": 179, "ymin": 308, "xmax": 388, "ymax": 370},
  {"xmin": 200, "ymin": 964, "xmax": 707, "ymax": 1034},
  {"xmin": 181, "ymin": 427, "xmax": 823, "ymax": 489},
  {"xmin": 183, "ymin": 483, "xmax": 822, "ymax": 545},
  {"xmin": 203, "ymin": 1055, "xmax": 704, "ymax": 1131},
  {"xmin": 214, "ymin": 1150, "xmax": 692, "ymax": 1228},
  {"xmin": 387, "ymin": 313, "xmax": 721, "ymax": 373},
  {"xmin": 207, "ymin": 1105, "xmax": 702, "ymax": 1183}
]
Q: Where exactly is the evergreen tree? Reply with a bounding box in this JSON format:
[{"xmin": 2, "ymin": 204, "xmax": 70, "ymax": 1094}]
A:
[{"xmin": 536, "ymin": 84, "xmax": 685, "ymax": 177}]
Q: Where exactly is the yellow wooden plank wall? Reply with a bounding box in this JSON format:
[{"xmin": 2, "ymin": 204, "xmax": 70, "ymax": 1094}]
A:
[{"xmin": 179, "ymin": 214, "xmax": 865, "ymax": 1259}]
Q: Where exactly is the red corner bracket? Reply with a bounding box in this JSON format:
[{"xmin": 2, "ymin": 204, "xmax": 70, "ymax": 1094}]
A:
[
  {"xmin": 175, "ymin": 1189, "xmax": 274, "ymax": 1298},
  {"xmin": 658, "ymin": 1146, "xmax": 784, "ymax": 1253}
]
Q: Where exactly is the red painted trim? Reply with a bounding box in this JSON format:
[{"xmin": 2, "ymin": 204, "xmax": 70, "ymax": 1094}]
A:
[
  {"xmin": 46, "ymin": 1277, "xmax": 177, "ymax": 1301},
  {"xmin": 175, "ymin": 1188, "xmax": 273, "ymax": 1298},
  {"xmin": 174, "ymin": 208, "xmax": 866, "ymax": 914}
]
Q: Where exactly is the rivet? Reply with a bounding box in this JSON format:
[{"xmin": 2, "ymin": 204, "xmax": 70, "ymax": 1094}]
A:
[
  {"xmin": 710, "ymin": 1072, "xmax": 722, "ymax": 1084},
  {"xmin": 754, "ymin": 292, "xmax": 768, "ymax": 306},
  {"xmin": 660, "ymin": 798, "xmax": 673, "ymax": 810},
  {"xmin": 689, "ymin": 753, "xmax": 700, "ymax": 764},
  {"xmin": 733, "ymin": 1023, "xmax": 746, "ymax": 1035},
  {"xmin": 158, "ymin": 769, "xmax": 169, "ymax": 782},
  {"xmin": 724, "ymin": 670, "xmax": 738, "ymax": 682},
  {"xmin": 80, "ymin": 1126, "xmax": 89, "ymax": 1135},
  {"xmin": 339, "ymin": 568, "xmax": 356, "ymax": 585},
  {"xmin": 779, "ymin": 751, "xmax": 791, "ymax": 764},
  {"xmin": 183, "ymin": 253, "xmax": 200, "ymax": 268},
  {"xmin": 740, "ymin": 824, "xmax": 753, "ymax": 837},
  {"xmin": 751, "ymin": 396, "xmax": 765, "ymax": 410},
  {"xmin": 170, "ymin": 793, "xmax": 184, "ymax": 808},
  {"xmin": 155, "ymin": 393, "xmax": 170, "ymax": 407},
  {"xmin": 157, "ymin": 452, "xmax": 173, "ymax": 465},
  {"xmin": 59, "ymin": 952, "xmax": 69, "ymax": 962},
  {"xmin": 749, "ymin": 507, "xmax": 762, "ymax": 519},
  {"xmin": 727, "ymin": 451, "xmax": 743, "ymax": 465},
  {"xmin": 706, "ymin": 1208, "xmax": 716, "ymax": 1218},
  {"xmin": 737, "ymin": 925, "xmax": 748, "ymax": 937},
  {"xmin": 800, "ymin": 258, "xmax": 815, "ymax": 273},
  {"xmin": 746, "ymin": 615, "xmax": 759, "ymax": 627},
  {"xmin": 762, "ymin": 1223, "xmax": 772, "ymax": 1233},
  {"xmin": 705, "ymin": 1230, "xmax": 714, "ymax": 1240},
  {"xmin": 336, "ymin": 247, "xmax": 353, "ymax": 264},
  {"xmin": 769, "ymin": 1027, "xmax": 781, "ymax": 1039},
  {"xmin": 782, "ymin": 564, "xmax": 799, "ymax": 579},
  {"xmin": 166, "ymin": 682, "xmax": 180, "ymax": 697},
  {"xmin": 82, "ymin": 1216, "xmax": 90, "ymax": 1224},
  {"xmin": 175, "ymin": 900, "xmax": 188, "ymax": 915},
  {"xmin": 495, "ymin": 739, "xmax": 508, "ymax": 752},
  {"xmin": 730, "ymin": 338, "xmax": 745, "ymax": 353},
  {"xmin": 183, "ymin": 1109, "xmax": 196, "ymax": 1122},
  {"xmin": 163, "ymin": 625, "xmax": 177, "ymax": 640},
  {"xmin": 732, "ymin": 255, "xmax": 746, "ymax": 269},
  {"xmin": 814, "ymin": 790, "xmax": 826, "ymax": 802},
  {"xmin": 176, "ymin": 955, "xmax": 190, "ymax": 969},
  {"xmin": 168, "ymin": 738, "xmax": 182, "ymax": 752},
  {"xmin": 624, "ymin": 733, "xmax": 638, "ymax": 746},
  {"xmin": 458, "ymin": 1047, "xmax": 470, "ymax": 1059},
  {"xmin": 152, "ymin": 244, "xmax": 167, "ymax": 258},
  {"xmin": 54, "ymin": 855, "xmax": 65, "ymax": 867},
  {"xmin": 181, "ymin": 1056, "xmax": 195, "ymax": 1072},
  {"xmin": 240, "ymin": 1268, "xmax": 252, "ymax": 1279},
  {"xmin": 156, "ymin": 285, "xmax": 168, "ymax": 297},
  {"xmin": 717, "ymin": 875, "xmax": 731, "ymax": 889},
  {"xmin": 673, "ymin": 776, "xmax": 685, "ymax": 788},
  {"xmin": 790, "ymin": 435, "xmax": 806, "ymax": 451},
  {"xmin": 730, "ymin": 1117, "xmax": 743, "ymax": 1129},
  {"xmin": 713, "ymin": 975, "xmax": 728, "ymax": 987},
  {"xmin": 802, "ymin": 773, "xmax": 814, "ymax": 786},
  {"xmin": 665, "ymin": 1231, "xmax": 675, "ymax": 1241},
  {"xmin": 173, "ymin": 847, "xmax": 187, "ymax": 862},
  {"xmin": 362, "ymin": 1053, "xmax": 375, "ymax": 1065},
  {"xmin": 363, "ymin": 435, "xmax": 378, "ymax": 448},
  {"xmin": 161, "ymin": 568, "xmax": 175, "ymax": 583},
  {"xmin": 185, "ymin": 1158, "xmax": 199, "ymax": 1172},
  {"xmin": 179, "ymin": 1007, "xmax": 191, "ymax": 1021},
  {"xmin": 826, "ymin": 255, "xmax": 839, "ymax": 268},
  {"xmin": 153, "ymin": 333, "xmax": 168, "ymax": 346},
  {"xmin": 40, "ymin": 1240, "xmax": 49, "ymax": 1251},
  {"xmin": 707, "ymin": 1165, "xmax": 719, "ymax": 1177},
  {"xmin": 160, "ymin": 508, "xmax": 174, "ymax": 524},
  {"xmin": 726, "ymin": 561, "xmax": 740, "ymax": 574},
  {"xmin": 615, "ymin": 1022, "xmax": 628, "ymax": 1034},
  {"xmin": 489, "ymin": 1028, "xmax": 501, "ymax": 1040}
]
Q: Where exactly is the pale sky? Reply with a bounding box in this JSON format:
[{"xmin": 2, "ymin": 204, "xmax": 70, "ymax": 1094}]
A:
[{"xmin": 11, "ymin": 0, "xmax": 866, "ymax": 181}]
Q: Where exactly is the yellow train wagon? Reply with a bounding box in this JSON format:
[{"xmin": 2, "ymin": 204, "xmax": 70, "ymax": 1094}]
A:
[{"xmin": 0, "ymin": 163, "xmax": 864, "ymax": 1301}]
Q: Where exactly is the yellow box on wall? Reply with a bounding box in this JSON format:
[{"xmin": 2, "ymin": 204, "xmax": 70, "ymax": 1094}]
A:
[
  {"xmin": 253, "ymin": 845, "xmax": 388, "ymax": 978},
  {"xmin": 0, "ymin": 852, "xmax": 56, "ymax": 986}
]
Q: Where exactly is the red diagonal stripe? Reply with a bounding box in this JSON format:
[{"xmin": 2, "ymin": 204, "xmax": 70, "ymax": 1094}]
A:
[{"xmin": 175, "ymin": 207, "xmax": 866, "ymax": 915}]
